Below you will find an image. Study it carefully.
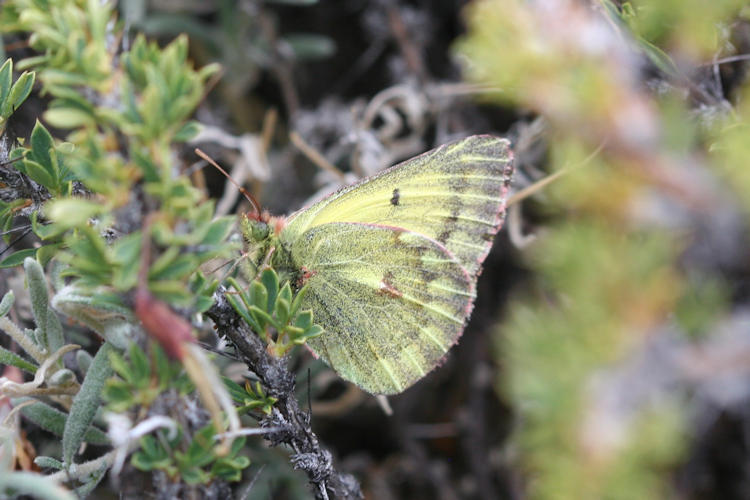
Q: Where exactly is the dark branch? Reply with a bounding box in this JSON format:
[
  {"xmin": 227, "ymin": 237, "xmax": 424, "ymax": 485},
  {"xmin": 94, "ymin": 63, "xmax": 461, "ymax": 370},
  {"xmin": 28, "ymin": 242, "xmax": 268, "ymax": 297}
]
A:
[{"xmin": 206, "ymin": 290, "xmax": 362, "ymax": 500}]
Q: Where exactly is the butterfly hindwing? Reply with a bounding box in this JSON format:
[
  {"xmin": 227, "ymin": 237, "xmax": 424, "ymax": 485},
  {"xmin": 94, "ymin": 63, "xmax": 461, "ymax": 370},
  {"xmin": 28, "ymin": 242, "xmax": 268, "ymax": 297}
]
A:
[
  {"xmin": 283, "ymin": 135, "xmax": 513, "ymax": 277},
  {"xmin": 290, "ymin": 222, "xmax": 474, "ymax": 395}
]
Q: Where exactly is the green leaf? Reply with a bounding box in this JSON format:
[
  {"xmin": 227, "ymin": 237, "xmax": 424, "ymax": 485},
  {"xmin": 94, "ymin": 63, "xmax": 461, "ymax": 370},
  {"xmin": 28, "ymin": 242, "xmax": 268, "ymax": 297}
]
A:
[
  {"xmin": 36, "ymin": 69, "xmax": 88, "ymax": 87},
  {"xmin": 44, "ymin": 107, "xmax": 95, "ymax": 128},
  {"xmin": 102, "ymin": 382, "xmax": 134, "ymax": 412},
  {"xmin": 32, "ymin": 212, "xmax": 66, "ymax": 240},
  {"xmin": 194, "ymin": 294, "xmax": 214, "ymax": 314},
  {"xmin": 152, "ymin": 343, "xmax": 173, "ymax": 387},
  {"xmin": 19, "ymin": 400, "xmax": 110, "ymax": 445},
  {"xmin": 0, "ymin": 346, "xmax": 37, "ymax": 373},
  {"xmin": 276, "ymin": 296, "xmax": 290, "ymax": 326},
  {"xmin": 24, "ymin": 257, "xmax": 50, "ymax": 349},
  {"xmin": 149, "ymin": 253, "xmax": 198, "ymax": 281},
  {"xmin": 76, "ymin": 349, "xmax": 93, "ymax": 374},
  {"xmin": 222, "ymin": 376, "xmax": 247, "ymax": 404},
  {"xmin": 636, "ymin": 37, "xmax": 679, "ymax": 78},
  {"xmin": 20, "ymin": 159, "xmax": 56, "ymax": 191},
  {"xmin": 111, "ymin": 232, "xmax": 142, "ymax": 290},
  {"xmin": 48, "ymin": 368, "xmax": 75, "ymax": 386},
  {"xmin": 0, "ymin": 59, "xmax": 13, "ymax": 108},
  {"xmin": 6, "ymin": 71, "xmax": 35, "ymax": 114},
  {"xmin": 132, "ymin": 435, "xmax": 172, "ymax": 471},
  {"xmin": 293, "ymin": 324, "xmax": 323, "ymax": 344},
  {"xmin": 211, "ymin": 457, "xmax": 249, "ymax": 481},
  {"xmin": 63, "ymin": 342, "xmax": 115, "ymax": 466},
  {"xmin": 0, "ymin": 248, "xmax": 37, "ymax": 268},
  {"xmin": 226, "ymin": 293, "xmax": 260, "ymax": 332},
  {"xmin": 174, "ymin": 120, "xmax": 202, "ymax": 142},
  {"xmin": 36, "ymin": 243, "xmax": 64, "ymax": 266},
  {"xmin": 147, "ymin": 279, "xmax": 193, "ymax": 306},
  {"xmin": 201, "ymin": 216, "xmax": 235, "ymax": 246},
  {"xmin": 45, "ymin": 308, "xmax": 64, "ymax": 355},
  {"xmin": 0, "ymin": 290, "xmax": 15, "ymax": 317},
  {"xmin": 278, "ymin": 282, "xmax": 292, "ymax": 308},
  {"xmin": 108, "ymin": 349, "xmax": 133, "ymax": 382},
  {"xmin": 34, "ymin": 456, "xmax": 64, "ymax": 470},
  {"xmin": 73, "ymin": 464, "xmax": 108, "ymax": 498},
  {"xmin": 29, "ymin": 121, "xmax": 56, "ymax": 179},
  {"xmin": 15, "ymin": 55, "xmax": 47, "ymax": 71},
  {"xmin": 45, "ymin": 198, "xmax": 106, "ymax": 229},
  {"xmin": 249, "ymin": 280, "xmax": 268, "ymax": 314},
  {"xmin": 290, "ymin": 284, "xmax": 309, "ymax": 317},
  {"xmin": 0, "ymin": 471, "xmax": 76, "ymax": 500},
  {"xmin": 64, "ymin": 226, "xmax": 111, "ymax": 279},
  {"xmin": 179, "ymin": 466, "xmax": 210, "ymax": 485},
  {"xmin": 0, "ymin": 200, "xmax": 13, "ymax": 244},
  {"xmin": 293, "ymin": 310, "xmax": 313, "ymax": 331},
  {"xmin": 260, "ymin": 269, "xmax": 279, "ymax": 313},
  {"xmin": 129, "ymin": 342, "xmax": 150, "ymax": 386},
  {"xmin": 140, "ymin": 434, "xmax": 163, "ymax": 457},
  {"xmin": 248, "ymin": 305, "xmax": 278, "ymax": 330}
]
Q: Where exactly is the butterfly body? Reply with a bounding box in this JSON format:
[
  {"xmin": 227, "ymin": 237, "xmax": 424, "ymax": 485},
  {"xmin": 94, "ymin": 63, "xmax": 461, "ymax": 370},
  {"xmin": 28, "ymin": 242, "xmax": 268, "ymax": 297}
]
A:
[{"xmin": 243, "ymin": 135, "xmax": 513, "ymax": 395}]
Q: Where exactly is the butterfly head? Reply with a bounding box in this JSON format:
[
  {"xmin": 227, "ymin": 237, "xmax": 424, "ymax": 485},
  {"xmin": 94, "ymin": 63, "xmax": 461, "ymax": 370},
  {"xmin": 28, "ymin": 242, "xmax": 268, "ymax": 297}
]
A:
[
  {"xmin": 243, "ymin": 210, "xmax": 286, "ymax": 239},
  {"xmin": 244, "ymin": 210, "xmax": 270, "ymax": 241},
  {"xmin": 239, "ymin": 211, "xmax": 292, "ymax": 275}
]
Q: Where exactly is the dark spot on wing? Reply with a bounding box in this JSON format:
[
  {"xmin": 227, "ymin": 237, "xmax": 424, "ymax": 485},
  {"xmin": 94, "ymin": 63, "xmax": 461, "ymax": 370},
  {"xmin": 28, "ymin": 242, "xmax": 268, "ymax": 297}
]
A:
[
  {"xmin": 419, "ymin": 267, "xmax": 439, "ymax": 284},
  {"xmin": 437, "ymin": 212, "xmax": 460, "ymax": 244},
  {"xmin": 390, "ymin": 188, "xmax": 400, "ymax": 206}
]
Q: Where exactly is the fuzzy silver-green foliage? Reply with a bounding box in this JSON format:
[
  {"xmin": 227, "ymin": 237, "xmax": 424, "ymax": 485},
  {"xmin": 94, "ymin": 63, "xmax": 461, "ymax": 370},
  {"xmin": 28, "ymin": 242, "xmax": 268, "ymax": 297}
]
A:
[
  {"xmin": 0, "ymin": 471, "xmax": 76, "ymax": 500},
  {"xmin": 0, "ymin": 261, "xmax": 110, "ymax": 497},
  {"xmin": 17, "ymin": 399, "xmax": 109, "ymax": 446},
  {"xmin": 62, "ymin": 342, "xmax": 114, "ymax": 467},
  {"xmin": 25, "ymin": 257, "xmax": 64, "ymax": 353}
]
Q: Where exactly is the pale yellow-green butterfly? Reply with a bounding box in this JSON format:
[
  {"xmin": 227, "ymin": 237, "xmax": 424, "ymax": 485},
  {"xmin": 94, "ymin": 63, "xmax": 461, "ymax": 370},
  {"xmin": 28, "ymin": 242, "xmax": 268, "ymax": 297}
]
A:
[{"xmin": 239, "ymin": 135, "xmax": 513, "ymax": 395}]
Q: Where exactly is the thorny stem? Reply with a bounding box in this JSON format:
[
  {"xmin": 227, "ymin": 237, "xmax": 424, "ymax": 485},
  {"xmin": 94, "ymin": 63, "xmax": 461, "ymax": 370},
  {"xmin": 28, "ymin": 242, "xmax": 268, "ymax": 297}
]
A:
[{"xmin": 207, "ymin": 290, "xmax": 362, "ymax": 500}]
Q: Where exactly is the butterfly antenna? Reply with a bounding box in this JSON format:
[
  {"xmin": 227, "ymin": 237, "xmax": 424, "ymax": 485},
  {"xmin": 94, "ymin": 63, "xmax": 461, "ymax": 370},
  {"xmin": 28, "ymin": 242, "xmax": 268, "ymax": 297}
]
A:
[{"xmin": 194, "ymin": 148, "xmax": 262, "ymax": 218}]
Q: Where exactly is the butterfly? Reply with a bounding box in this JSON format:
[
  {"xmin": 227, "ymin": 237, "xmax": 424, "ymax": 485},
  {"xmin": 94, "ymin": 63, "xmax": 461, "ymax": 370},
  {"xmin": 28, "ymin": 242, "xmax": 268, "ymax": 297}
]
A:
[{"xmin": 242, "ymin": 135, "xmax": 514, "ymax": 395}]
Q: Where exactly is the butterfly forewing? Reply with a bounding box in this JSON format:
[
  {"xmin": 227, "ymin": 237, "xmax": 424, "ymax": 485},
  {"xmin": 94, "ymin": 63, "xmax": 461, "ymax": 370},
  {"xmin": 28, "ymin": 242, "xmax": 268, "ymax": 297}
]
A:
[
  {"xmin": 273, "ymin": 135, "xmax": 514, "ymax": 394},
  {"xmin": 290, "ymin": 222, "xmax": 474, "ymax": 395},
  {"xmin": 283, "ymin": 135, "xmax": 514, "ymax": 277}
]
